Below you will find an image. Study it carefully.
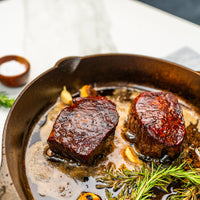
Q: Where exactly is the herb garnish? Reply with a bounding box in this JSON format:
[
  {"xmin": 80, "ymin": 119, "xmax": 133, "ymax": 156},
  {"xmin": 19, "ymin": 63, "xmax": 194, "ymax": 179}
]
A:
[
  {"xmin": 96, "ymin": 162, "xmax": 200, "ymax": 200},
  {"xmin": 0, "ymin": 92, "xmax": 15, "ymax": 108}
]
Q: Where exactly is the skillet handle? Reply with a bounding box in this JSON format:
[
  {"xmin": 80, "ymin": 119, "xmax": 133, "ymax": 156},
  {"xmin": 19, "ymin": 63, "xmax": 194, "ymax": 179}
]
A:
[
  {"xmin": 0, "ymin": 149, "xmax": 20, "ymax": 199},
  {"xmin": 54, "ymin": 56, "xmax": 81, "ymax": 72}
]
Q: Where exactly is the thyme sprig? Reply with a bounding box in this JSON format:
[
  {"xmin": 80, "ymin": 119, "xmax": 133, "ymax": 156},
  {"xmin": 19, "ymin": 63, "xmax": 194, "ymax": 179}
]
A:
[
  {"xmin": 0, "ymin": 92, "xmax": 15, "ymax": 108},
  {"xmin": 96, "ymin": 162, "xmax": 200, "ymax": 200}
]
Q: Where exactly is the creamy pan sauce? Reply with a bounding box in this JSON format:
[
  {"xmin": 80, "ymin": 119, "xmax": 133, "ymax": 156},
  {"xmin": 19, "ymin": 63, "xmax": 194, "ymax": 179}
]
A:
[{"xmin": 25, "ymin": 87, "xmax": 200, "ymax": 200}]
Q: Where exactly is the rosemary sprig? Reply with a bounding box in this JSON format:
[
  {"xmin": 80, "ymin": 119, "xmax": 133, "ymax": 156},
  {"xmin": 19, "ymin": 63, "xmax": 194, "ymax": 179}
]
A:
[
  {"xmin": 169, "ymin": 185, "xmax": 200, "ymax": 200},
  {"xmin": 0, "ymin": 92, "xmax": 15, "ymax": 108},
  {"xmin": 96, "ymin": 162, "xmax": 200, "ymax": 200}
]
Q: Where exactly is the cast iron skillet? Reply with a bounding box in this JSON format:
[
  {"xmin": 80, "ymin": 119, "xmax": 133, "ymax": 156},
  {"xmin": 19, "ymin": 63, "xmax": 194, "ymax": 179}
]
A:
[{"xmin": 0, "ymin": 54, "xmax": 200, "ymax": 200}]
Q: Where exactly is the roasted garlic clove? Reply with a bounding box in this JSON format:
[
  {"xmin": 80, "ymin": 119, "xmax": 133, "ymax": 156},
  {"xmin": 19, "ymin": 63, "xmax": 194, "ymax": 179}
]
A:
[
  {"xmin": 79, "ymin": 85, "xmax": 97, "ymax": 97},
  {"xmin": 124, "ymin": 146, "xmax": 142, "ymax": 165},
  {"xmin": 60, "ymin": 86, "xmax": 73, "ymax": 106},
  {"xmin": 77, "ymin": 192, "xmax": 102, "ymax": 200}
]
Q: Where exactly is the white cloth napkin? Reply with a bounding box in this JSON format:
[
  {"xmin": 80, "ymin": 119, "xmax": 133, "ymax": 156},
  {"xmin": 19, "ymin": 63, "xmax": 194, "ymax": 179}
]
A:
[{"xmin": 165, "ymin": 47, "xmax": 200, "ymax": 71}]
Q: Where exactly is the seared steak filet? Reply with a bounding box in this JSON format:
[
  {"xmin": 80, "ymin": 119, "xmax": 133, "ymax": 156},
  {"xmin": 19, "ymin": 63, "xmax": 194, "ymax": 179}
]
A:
[
  {"xmin": 128, "ymin": 91, "xmax": 186, "ymax": 158},
  {"xmin": 47, "ymin": 96, "xmax": 119, "ymax": 164}
]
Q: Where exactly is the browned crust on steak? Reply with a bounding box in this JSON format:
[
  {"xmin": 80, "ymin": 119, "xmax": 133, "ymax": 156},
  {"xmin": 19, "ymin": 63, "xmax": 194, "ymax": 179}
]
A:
[
  {"xmin": 47, "ymin": 96, "xmax": 119, "ymax": 164},
  {"xmin": 128, "ymin": 91, "xmax": 186, "ymax": 158}
]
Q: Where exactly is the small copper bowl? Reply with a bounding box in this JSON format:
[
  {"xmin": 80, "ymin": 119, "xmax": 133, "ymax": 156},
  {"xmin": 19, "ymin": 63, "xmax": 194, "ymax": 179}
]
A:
[{"xmin": 0, "ymin": 55, "xmax": 30, "ymax": 87}]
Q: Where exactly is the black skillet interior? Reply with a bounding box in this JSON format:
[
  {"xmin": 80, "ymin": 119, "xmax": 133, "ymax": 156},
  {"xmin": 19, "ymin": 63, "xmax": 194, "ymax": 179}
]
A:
[{"xmin": 2, "ymin": 54, "xmax": 200, "ymax": 199}]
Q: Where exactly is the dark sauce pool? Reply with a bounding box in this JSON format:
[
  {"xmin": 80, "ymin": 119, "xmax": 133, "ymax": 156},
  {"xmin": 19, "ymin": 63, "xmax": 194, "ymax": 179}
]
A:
[{"xmin": 25, "ymin": 86, "xmax": 200, "ymax": 200}]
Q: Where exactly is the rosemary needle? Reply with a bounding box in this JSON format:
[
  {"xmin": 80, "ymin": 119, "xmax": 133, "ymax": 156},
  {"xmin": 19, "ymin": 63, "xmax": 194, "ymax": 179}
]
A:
[{"xmin": 0, "ymin": 92, "xmax": 15, "ymax": 108}]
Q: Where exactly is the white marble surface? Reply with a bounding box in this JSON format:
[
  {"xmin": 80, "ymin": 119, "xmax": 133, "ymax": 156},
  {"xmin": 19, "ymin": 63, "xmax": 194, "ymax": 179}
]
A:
[{"xmin": 0, "ymin": 0, "xmax": 200, "ymax": 163}]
